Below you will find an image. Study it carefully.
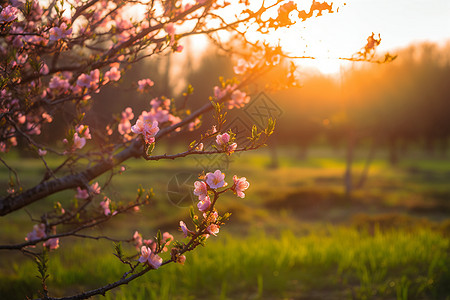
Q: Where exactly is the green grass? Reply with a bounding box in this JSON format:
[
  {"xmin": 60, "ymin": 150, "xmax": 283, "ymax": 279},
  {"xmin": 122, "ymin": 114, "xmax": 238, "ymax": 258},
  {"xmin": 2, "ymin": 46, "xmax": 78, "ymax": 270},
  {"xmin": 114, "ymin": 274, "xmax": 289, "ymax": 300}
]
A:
[
  {"xmin": 1, "ymin": 226, "xmax": 448, "ymax": 300},
  {"xmin": 1, "ymin": 146, "xmax": 450, "ymax": 299}
]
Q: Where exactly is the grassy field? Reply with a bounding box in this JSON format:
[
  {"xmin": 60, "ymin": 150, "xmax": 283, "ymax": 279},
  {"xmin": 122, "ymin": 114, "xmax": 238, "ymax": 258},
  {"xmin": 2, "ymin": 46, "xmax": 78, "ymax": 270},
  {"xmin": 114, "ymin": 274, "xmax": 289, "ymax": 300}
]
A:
[{"xmin": 1, "ymin": 146, "xmax": 449, "ymax": 299}]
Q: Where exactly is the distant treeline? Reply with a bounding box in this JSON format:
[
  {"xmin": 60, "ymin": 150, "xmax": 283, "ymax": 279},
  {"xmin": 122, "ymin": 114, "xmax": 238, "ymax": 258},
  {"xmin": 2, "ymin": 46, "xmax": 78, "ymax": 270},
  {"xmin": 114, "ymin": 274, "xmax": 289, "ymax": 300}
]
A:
[{"xmin": 31, "ymin": 41, "xmax": 450, "ymax": 162}]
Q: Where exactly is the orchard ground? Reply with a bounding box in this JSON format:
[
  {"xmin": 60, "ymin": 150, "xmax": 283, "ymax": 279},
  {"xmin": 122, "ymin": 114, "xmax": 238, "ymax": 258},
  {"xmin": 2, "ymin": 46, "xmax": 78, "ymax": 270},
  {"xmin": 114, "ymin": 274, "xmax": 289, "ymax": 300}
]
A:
[{"xmin": 1, "ymin": 145, "xmax": 449, "ymax": 299}]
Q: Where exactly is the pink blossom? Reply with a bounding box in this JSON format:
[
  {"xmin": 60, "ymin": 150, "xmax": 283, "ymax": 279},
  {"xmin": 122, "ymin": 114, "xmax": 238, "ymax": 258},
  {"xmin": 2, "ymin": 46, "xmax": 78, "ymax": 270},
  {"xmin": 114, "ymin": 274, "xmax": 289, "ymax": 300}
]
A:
[
  {"xmin": 196, "ymin": 143, "xmax": 204, "ymax": 151},
  {"xmin": 76, "ymin": 187, "xmax": 89, "ymax": 199},
  {"xmin": 133, "ymin": 231, "xmax": 143, "ymax": 249},
  {"xmin": 17, "ymin": 114, "xmax": 26, "ymax": 124},
  {"xmin": 232, "ymin": 175, "xmax": 250, "ymax": 198},
  {"xmin": 122, "ymin": 107, "xmax": 134, "ymax": 120},
  {"xmin": 90, "ymin": 182, "xmax": 101, "ymax": 195},
  {"xmin": 40, "ymin": 64, "xmax": 49, "ymax": 75},
  {"xmin": 213, "ymin": 84, "xmax": 235, "ymax": 100},
  {"xmin": 189, "ymin": 118, "xmax": 201, "ymax": 131},
  {"xmin": 49, "ymin": 75, "xmax": 70, "ymax": 94},
  {"xmin": 234, "ymin": 59, "xmax": 249, "ymax": 74},
  {"xmin": 175, "ymin": 45, "xmax": 183, "ymax": 52},
  {"xmin": 203, "ymin": 211, "xmax": 218, "ymax": 222},
  {"xmin": 179, "ymin": 221, "xmax": 194, "ymax": 238},
  {"xmin": 216, "ymin": 133, "xmax": 230, "ymax": 146},
  {"xmin": 163, "ymin": 232, "xmax": 174, "ymax": 244},
  {"xmin": 197, "ymin": 198, "xmax": 211, "ymax": 212},
  {"xmin": 42, "ymin": 113, "xmax": 53, "ymax": 123},
  {"xmin": 131, "ymin": 119, "xmax": 159, "ymax": 144},
  {"xmin": 73, "ymin": 133, "xmax": 86, "ymax": 149},
  {"xmin": 228, "ymin": 90, "xmax": 250, "ymax": 109},
  {"xmin": 38, "ymin": 149, "xmax": 47, "ymax": 156},
  {"xmin": 207, "ymin": 224, "xmax": 220, "ymax": 236},
  {"xmin": 227, "ymin": 142, "xmax": 237, "ymax": 155},
  {"xmin": 205, "ymin": 170, "xmax": 226, "ymax": 189},
  {"xmin": 49, "ymin": 23, "xmax": 72, "ymax": 41},
  {"xmin": 139, "ymin": 246, "xmax": 162, "ymax": 269},
  {"xmin": 77, "ymin": 70, "xmax": 100, "ymax": 89},
  {"xmin": 137, "ymin": 79, "xmax": 154, "ymax": 92},
  {"xmin": 118, "ymin": 118, "xmax": 131, "ymax": 135},
  {"xmin": 165, "ymin": 23, "xmax": 176, "ymax": 43},
  {"xmin": 105, "ymin": 67, "xmax": 121, "ymax": 82},
  {"xmin": 76, "ymin": 125, "xmax": 91, "ymax": 139},
  {"xmin": 193, "ymin": 181, "xmax": 208, "ymax": 201},
  {"xmin": 43, "ymin": 238, "xmax": 59, "ymax": 250},
  {"xmin": 162, "ymin": 232, "xmax": 174, "ymax": 252},
  {"xmin": 25, "ymin": 224, "xmax": 46, "ymax": 242},
  {"xmin": 100, "ymin": 197, "xmax": 111, "ymax": 215},
  {"xmin": 0, "ymin": 5, "xmax": 19, "ymax": 23}
]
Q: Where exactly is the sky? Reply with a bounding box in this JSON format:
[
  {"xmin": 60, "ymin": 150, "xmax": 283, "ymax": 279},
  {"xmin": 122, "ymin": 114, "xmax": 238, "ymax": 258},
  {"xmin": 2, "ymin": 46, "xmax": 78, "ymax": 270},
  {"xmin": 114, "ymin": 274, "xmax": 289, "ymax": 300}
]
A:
[{"xmin": 261, "ymin": 0, "xmax": 450, "ymax": 74}]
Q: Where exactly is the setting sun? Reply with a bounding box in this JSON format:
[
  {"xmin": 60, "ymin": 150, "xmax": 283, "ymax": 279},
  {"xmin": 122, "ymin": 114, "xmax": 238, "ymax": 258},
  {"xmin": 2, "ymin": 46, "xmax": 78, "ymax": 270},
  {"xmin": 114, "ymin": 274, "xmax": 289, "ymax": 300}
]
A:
[{"xmin": 239, "ymin": 0, "xmax": 450, "ymax": 75}]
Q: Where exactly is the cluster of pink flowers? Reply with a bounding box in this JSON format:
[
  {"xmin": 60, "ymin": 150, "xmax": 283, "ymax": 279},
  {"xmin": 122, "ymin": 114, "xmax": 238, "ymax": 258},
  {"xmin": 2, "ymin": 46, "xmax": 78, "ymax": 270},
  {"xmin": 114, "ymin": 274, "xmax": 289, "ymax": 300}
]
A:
[
  {"xmin": 213, "ymin": 85, "xmax": 251, "ymax": 109},
  {"xmin": 192, "ymin": 170, "xmax": 249, "ymax": 213},
  {"xmin": 131, "ymin": 119, "xmax": 159, "ymax": 144},
  {"xmin": 104, "ymin": 67, "xmax": 121, "ymax": 83},
  {"xmin": 77, "ymin": 69, "xmax": 100, "ymax": 91},
  {"xmin": 135, "ymin": 231, "xmax": 176, "ymax": 269},
  {"xmin": 118, "ymin": 107, "xmax": 134, "ymax": 141},
  {"xmin": 25, "ymin": 224, "xmax": 60, "ymax": 250},
  {"xmin": 100, "ymin": 197, "xmax": 111, "ymax": 215},
  {"xmin": 139, "ymin": 245, "xmax": 163, "ymax": 269},
  {"xmin": 49, "ymin": 22, "xmax": 72, "ymax": 41},
  {"xmin": 233, "ymin": 59, "xmax": 249, "ymax": 75},
  {"xmin": 216, "ymin": 132, "xmax": 237, "ymax": 155},
  {"xmin": 49, "ymin": 75, "xmax": 70, "ymax": 95},
  {"xmin": 25, "ymin": 224, "xmax": 46, "ymax": 242},
  {"xmin": 75, "ymin": 182, "xmax": 101, "ymax": 200},
  {"xmin": 137, "ymin": 79, "xmax": 154, "ymax": 92},
  {"xmin": 0, "ymin": 5, "xmax": 19, "ymax": 23}
]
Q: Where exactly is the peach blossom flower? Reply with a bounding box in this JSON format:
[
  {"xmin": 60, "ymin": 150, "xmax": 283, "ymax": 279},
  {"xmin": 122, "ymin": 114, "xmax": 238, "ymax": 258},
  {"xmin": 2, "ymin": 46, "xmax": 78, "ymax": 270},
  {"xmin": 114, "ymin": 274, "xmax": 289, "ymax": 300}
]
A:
[
  {"xmin": 122, "ymin": 107, "xmax": 134, "ymax": 120},
  {"xmin": 131, "ymin": 119, "xmax": 159, "ymax": 144},
  {"xmin": 227, "ymin": 142, "xmax": 237, "ymax": 155},
  {"xmin": 137, "ymin": 79, "xmax": 154, "ymax": 92},
  {"xmin": 25, "ymin": 224, "xmax": 46, "ymax": 242},
  {"xmin": 139, "ymin": 246, "xmax": 162, "ymax": 269},
  {"xmin": 76, "ymin": 125, "xmax": 91, "ymax": 139},
  {"xmin": 100, "ymin": 197, "xmax": 111, "ymax": 215},
  {"xmin": 0, "ymin": 5, "xmax": 19, "ymax": 23},
  {"xmin": 43, "ymin": 238, "xmax": 59, "ymax": 250},
  {"xmin": 193, "ymin": 181, "xmax": 208, "ymax": 201},
  {"xmin": 49, "ymin": 23, "xmax": 72, "ymax": 41},
  {"xmin": 90, "ymin": 182, "xmax": 101, "ymax": 195},
  {"xmin": 203, "ymin": 211, "xmax": 218, "ymax": 222},
  {"xmin": 76, "ymin": 187, "xmax": 89, "ymax": 199},
  {"xmin": 228, "ymin": 90, "xmax": 250, "ymax": 109},
  {"xmin": 233, "ymin": 59, "xmax": 249, "ymax": 74},
  {"xmin": 73, "ymin": 133, "xmax": 86, "ymax": 149},
  {"xmin": 163, "ymin": 232, "xmax": 174, "ymax": 244},
  {"xmin": 49, "ymin": 75, "xmax": 70, "ymax": 94},
  {"xmin": 133, "ymin": 231, "xmax": 143, "ymax": 249},
  {"xmin": 38, "ymin": 149, "xmax": 47, "ymax": 156},
  {"xmin": 104, "ymin": 67, "xmax": 121, "ymax": 82},
  {"xmin": 232, "ymin": 175, "xmax": 249, "ymax": 198},
  {"xmin": 207, "ymin": 224, "xmax": 219, "ymax": 236},
  {"xmin": 179, "ymin": 221, "xmax": 194, "ymax": 238},
  {"xmin": 197, "ymin": 198, "xmax": 211, "ymax": 212},
  {"xmin": 216, "ymin": 133, "xmax": 230, "ymax": 146},
  {"xmin": 205, "ymin": 170, "xmax": 226, "ymax": 189},
  {"xmin": 195, "ymin": 143, "xmax": 204, "ymax": 151}
]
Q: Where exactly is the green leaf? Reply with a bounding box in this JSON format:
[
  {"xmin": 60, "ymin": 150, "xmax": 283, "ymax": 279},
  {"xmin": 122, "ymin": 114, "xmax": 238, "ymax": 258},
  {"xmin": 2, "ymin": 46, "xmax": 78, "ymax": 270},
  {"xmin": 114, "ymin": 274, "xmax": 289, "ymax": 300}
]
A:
[{"xmin": 146, "ymin": 143, "xmax": 155, "ymax": 156}]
